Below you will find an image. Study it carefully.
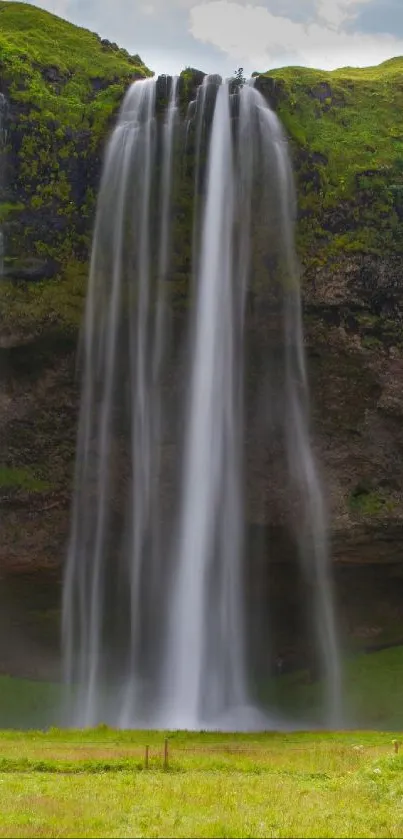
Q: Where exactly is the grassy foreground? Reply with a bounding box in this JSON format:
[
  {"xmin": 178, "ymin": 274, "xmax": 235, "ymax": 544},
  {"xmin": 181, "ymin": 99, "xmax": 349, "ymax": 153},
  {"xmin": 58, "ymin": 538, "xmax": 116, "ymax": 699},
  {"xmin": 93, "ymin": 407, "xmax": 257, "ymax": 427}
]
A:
[
  {"xmin": 0, "ymin": 729, "xmax": 403, "ymax": 837},
  {"xmin": 1, "ymin": 649, "xmax": 403, "ymax": 835}
]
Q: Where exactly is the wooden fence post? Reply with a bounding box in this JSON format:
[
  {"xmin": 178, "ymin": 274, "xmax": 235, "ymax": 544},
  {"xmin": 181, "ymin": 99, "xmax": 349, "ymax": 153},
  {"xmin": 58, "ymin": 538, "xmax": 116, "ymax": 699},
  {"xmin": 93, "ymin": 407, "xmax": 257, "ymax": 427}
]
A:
[
  {"xmin": 144, "ymin": 744, "xmax": 149, "ymax": 769},
  {"xmin": 163, "ymin": 738, "xmax": 169, "ymax": 770},
  {"xmin": 393, "ymin": 740, "xmax": 399, "ymax": 754}
]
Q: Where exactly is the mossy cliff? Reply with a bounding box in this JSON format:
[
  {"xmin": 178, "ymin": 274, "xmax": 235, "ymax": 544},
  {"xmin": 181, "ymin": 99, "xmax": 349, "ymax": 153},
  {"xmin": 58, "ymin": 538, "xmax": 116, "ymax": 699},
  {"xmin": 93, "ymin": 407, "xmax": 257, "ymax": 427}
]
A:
[
  {"xmin": 1, "ymin": 4, "xmax": 403, "ymax": 666},
  {"xmin": 257, "ymin": 60, "xmax": 403, "ymax": 264},
  {"xmin": 254, "ymin": 61, "xmax": 403, "ymax": 563},
  {"xmin": 0, "ymin": 1, "xmax": 150, "ymax": 296}
]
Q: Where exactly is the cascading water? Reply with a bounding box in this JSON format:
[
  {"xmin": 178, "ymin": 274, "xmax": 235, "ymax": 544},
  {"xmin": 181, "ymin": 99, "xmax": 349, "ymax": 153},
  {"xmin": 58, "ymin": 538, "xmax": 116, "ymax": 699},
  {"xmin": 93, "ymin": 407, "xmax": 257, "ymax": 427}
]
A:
[
  {"xmin": 159, "ymin": 82, "xmax": 248, "ymax": 729},
  {"xmin": 63, "ymin": 73, "xmax": 341, "ymax": 729}
]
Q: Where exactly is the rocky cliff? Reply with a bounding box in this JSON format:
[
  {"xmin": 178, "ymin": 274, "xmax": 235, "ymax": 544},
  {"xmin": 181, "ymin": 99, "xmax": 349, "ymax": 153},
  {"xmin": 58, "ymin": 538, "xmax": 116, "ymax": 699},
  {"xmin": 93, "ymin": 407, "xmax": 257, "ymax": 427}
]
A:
[
  {"xmin": 254, "ymin": 61, "xmax": 403, "ymax": 550},
  {"xmin": 0, "ymin": 1, "xmax": 151, "ymax": 282},
  {"xmin": 0, "ymin": 3, "xmax": 403, "ymax": 667}
]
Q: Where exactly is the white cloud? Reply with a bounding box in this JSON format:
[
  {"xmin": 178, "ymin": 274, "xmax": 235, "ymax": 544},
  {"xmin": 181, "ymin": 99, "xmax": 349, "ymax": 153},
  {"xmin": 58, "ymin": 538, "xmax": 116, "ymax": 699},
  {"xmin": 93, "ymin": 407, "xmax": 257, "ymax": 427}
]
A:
[
  {"xmin": 21, "ymin": 0, "xmax": 71, "ymax": 15},
  {"xmin": 189, "ymin": 0, "xmax": 403, "ymax": 71},
  {"xmin": 140, "ymin": 3, "xmax": 156, "ymax": 14},
  {"xmin": 12, "ymin": 0, "xmax": 403, "ymax": 76},
  {"xmin": 13, "ymin": 0, "xmax": 81, "ymax": 24},
  {"xmin": 316, "ymin": 0, "xmax": 372, "ymax": 29}
]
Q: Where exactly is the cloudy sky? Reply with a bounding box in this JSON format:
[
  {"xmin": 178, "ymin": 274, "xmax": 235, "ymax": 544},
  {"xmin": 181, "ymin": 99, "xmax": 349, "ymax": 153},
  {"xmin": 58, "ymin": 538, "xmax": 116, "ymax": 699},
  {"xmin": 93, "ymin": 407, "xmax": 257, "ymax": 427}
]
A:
[{"xmin": 19, "ymin": 0, "xmax": 403, "ymax": 77}]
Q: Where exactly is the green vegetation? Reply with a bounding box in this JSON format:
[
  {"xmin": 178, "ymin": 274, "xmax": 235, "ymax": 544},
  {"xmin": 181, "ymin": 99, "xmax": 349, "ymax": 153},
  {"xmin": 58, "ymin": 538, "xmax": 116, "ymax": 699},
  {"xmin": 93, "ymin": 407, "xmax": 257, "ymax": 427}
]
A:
[
  {"xmin": 257, "ymin": 57, "xmax": 403, "ymax": 265},
  {"xmin": 348, "ymin": 483, "xmax": 397, "ymax": 516},
  {"xmin": 0, "ymin": 8, "xmax": 400, "ymax": 325},
  {"xmin": 0, "ymin": 465, "xmax": 49, "ymax": 492},
  {"xmin": 270, "ymin": 647, "xmax": 403, "ymax": 729},
  {"xmin": 0, "ymin": 1, "xmax": 151, "ymax": 268},
  {"xmin": 0, "ymin": 1, "xmax": 150, "ymax": 116},
  {"xmin": 0, "ymin": 677, "xmax": 60, "ymax": 729},
  {"xmin": 0, "ymin": 201, "xmax": 24, "ymax": 221},
  {"xmin": 0, "ymin": 260, "xmax": 87, "ymax": 337},
  {"xmin": 361, "ymin": 335, "xmax": 384, "ymax": 351},
  {"xmin": 1, "ymin": 729, "xmax": 403, "ymax": 836},
  {"xmin": 1, "ymin": 652, "xmax": 403, "ymax": 834}
]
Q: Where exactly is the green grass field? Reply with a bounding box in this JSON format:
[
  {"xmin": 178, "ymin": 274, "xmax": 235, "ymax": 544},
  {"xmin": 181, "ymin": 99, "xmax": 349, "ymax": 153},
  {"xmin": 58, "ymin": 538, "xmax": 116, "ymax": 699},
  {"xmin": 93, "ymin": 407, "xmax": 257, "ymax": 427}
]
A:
[
  {"xmin": 0, "ymin": 728, "xmax": 403, "ymax": 837},
  {"xmin": 1, "ymin": 648, "xmax": 403, "ymax": 835}
]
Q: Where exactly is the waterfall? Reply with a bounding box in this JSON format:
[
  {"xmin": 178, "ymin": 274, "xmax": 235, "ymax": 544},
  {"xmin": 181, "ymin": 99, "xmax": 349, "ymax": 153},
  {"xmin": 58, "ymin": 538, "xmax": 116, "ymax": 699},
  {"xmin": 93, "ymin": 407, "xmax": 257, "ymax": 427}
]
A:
[
  {"xmin": 63, "ymin": 74, "xmax": 341, "ymax": 730},
  {"xmin": 159, "ymin": 80, "xmax": 247, "ymax": 728}
]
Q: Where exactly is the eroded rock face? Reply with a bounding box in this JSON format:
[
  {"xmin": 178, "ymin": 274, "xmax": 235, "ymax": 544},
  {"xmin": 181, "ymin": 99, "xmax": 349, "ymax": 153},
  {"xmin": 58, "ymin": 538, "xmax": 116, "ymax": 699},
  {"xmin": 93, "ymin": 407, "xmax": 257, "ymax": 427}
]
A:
[
  {"xmin": 3, "ymin": 258, "xmax": 400, "ymax": 565},
  {"xmin": 304, "ymin": 256, "xmax": 403, "ymax": 559},
  {"xmin": 0, "ymin": 336, "xmax": 78, "ymax": 575}
]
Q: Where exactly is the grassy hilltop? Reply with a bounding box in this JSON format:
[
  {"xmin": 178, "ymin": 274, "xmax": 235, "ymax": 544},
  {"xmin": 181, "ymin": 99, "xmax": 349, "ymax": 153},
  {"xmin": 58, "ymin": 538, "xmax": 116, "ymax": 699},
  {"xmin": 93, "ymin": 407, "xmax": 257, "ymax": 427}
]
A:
[
  {"xmin": 0, "ymin": 0, "xmax": 150, "ymax": 122},
  {"xmin": 257, "ymin": 57, "xmax": 403, "ymax": 265}
]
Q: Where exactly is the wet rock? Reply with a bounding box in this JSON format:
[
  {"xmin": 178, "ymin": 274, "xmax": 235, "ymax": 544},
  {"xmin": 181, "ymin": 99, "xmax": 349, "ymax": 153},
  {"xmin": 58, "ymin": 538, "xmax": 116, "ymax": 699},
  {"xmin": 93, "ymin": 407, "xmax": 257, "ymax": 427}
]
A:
[{"xmin": 2, "ymin": 258, "xmax": 59, "ymax": 281}]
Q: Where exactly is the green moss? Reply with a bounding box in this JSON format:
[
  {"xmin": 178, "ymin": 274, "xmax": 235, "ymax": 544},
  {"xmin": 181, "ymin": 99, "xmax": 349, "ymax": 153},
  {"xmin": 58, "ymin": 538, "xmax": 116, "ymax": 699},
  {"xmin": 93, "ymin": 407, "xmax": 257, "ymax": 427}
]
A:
[
  {"xmin": 0, "ymin": 260, "xmax": 88, "ymax": 337},
  {"xmin": 0, "ymin": 466, "xmax": 50, "ymax": 492},
  {"xmin": 348, "ymin": 483, "xmax": 396, "ymax": 515},
  {"xmin": 0, "ymin": 201, "xmax": 24, "ymax": 221},
  {"xmin": 356, "ymin": 313, "xmax": 380, "ymax": 328},
  {"xmin": 361, "ymin": 335, "xmax": 383, "ymax": 350},
  {"xmin": 0, "ymin": 2, "xmax": 152, "ymax": 267},
  {"xmin": 0, "ymin": 2, "xmax": 150, "ymax": 99},
  {"xmin": 255, "ymin": 58, "xmax": 403, "ymax": 264},
  {"xmin": 278, "ymin": 110, "xmax": 307, "ymax": 146}
]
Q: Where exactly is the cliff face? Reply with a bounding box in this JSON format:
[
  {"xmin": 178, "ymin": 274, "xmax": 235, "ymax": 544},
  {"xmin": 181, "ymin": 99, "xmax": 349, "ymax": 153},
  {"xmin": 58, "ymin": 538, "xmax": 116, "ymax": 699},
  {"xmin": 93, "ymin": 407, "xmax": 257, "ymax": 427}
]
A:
[
  {"xmin": 0, "ymin": 2, "xmax": 153, "ymax": 582},
  {"xmin": 1, "ymin": 4, "xmax": 403, "ymax": 664},
  {"xmin": 0, "ymin": 1, "xmax": 150, "ymax": 285},
  {"xmin": 254, "ymin": 61, "xmax": 403, "ymax": 559}
]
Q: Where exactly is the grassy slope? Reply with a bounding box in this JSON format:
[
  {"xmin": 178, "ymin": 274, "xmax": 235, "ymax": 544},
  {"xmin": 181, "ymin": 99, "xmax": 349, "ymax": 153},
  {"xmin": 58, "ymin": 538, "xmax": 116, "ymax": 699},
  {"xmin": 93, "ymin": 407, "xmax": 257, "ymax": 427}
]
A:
[
  {"xmin": 0, "ymin": 730, "xmax": 403, "ymax": 836},
  {"xmin": 258, "ymin": 57, "xmax": 403, "ymax": 264},
  {"xmin": 0, "ymin": 1, "xmax": 150, "ymax": 125},
  {"xmin": 0, "ymin": 0, "xmax": 150, "ymax": 195}
]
